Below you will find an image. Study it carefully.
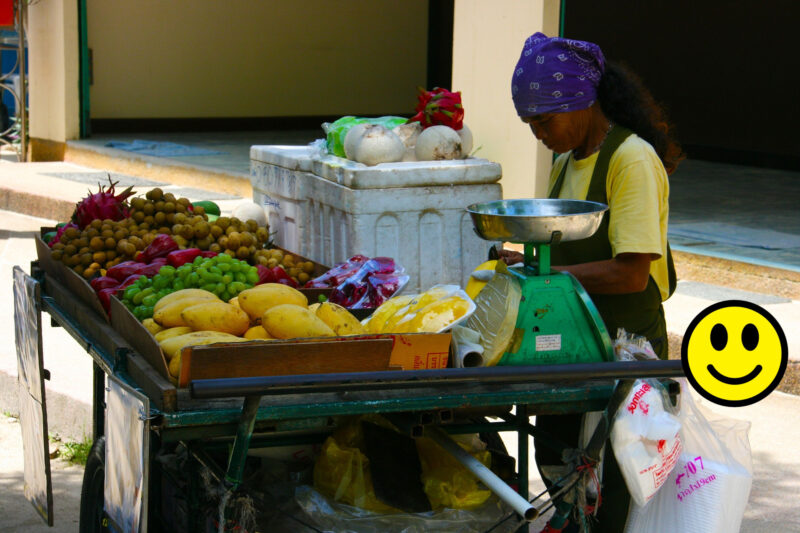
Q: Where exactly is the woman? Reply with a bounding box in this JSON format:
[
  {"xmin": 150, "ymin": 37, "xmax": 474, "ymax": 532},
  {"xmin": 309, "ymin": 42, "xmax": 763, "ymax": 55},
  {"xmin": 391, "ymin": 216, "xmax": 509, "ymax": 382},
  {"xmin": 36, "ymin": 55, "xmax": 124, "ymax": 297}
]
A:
[{"xmin": 503, "ymin": 33, "xmax": 684, "ymax": 532}]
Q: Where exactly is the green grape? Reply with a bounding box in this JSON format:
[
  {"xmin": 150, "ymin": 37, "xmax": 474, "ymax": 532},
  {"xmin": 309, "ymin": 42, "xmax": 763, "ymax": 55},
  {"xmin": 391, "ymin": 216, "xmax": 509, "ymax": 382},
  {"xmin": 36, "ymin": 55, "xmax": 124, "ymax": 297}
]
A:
[
  {"xmin": 217, "ymin": 253, "xmax": 232, "ymax": 263},
  {"xmin": 173, "ymin": 280, "xmax": 185, "ymax": 291},
  {"xmin": 192, "ymin": 255, "xmax": 204, "ymax": 265},
  {"xmin": 124, "ymin": 286, "xmax": 141, "ymax": 301},
  {"xmin": 229, "ymin": 281, "xmax": 246, "ymax": 294},
  {"xmin": 229, "ymin": 262, "xmax": 241, "ymax": 273},
  {"xmin": 152, "ymin": 274, "xmax": 168, "ymax": 290},
  {"xmin": 234, "ymin": 272, "xmax": 246, "ymax": 284},
  {"xmin": 187, "ymin": 272, "xmax": 200, "ymax": 287},
  {"xmin": 220, "ymin": 291, "xmax": 232, "ymax": 302},
  {"xmin": 209, "ymin": 265, "xmax": 222, "ymax": 275},
  {"xmin": 201, "ymin": 283, "xmax": 217, "ymax": 293},
  {"xmin": 142, "ymin": 293, "xmax": 159, "ymax": 307},
  {"xmin": 222, "ymin": 274, "xmax": 233, "ymax": 285},
  {"xmin": 218, "ymin": 262, "xmax": 231, "ymax": 273},
  {"xmin": 133, "ymin": 287, "xmax": 152, "ymax": 305},
  {"xmin": 245, "ymin": 269, "xmax": 259, "ymax": 284},
  {"xmin": 160, "ymin": 265, "xmax": 176, "ymax": 277},
  {"xmin": 140, "ymin": 305, "xmax": 154, "ymax": 319},
  {"xmin": 215, "ymin": 282, "xmax": 225, "ymax": 294}
]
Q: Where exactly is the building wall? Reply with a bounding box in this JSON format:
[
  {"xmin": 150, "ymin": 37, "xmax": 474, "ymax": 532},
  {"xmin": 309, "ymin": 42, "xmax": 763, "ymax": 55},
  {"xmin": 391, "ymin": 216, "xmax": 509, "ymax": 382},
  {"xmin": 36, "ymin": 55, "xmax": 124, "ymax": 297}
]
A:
[
  {"xmin": 86, "ymin": 0, "xmax": 429, "ymax": 119},
  {"xmin": 452, "ymin": 0, "xmax": 560, "ymax": 200},
  {"xmin": 28, "ymin": 0, "xmax": 80, "ymax": 146}
]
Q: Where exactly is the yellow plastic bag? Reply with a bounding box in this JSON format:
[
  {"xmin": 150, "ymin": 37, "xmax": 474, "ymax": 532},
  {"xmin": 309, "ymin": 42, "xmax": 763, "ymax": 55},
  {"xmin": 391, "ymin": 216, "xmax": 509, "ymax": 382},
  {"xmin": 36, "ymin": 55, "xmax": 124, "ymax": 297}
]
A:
[
  {"xmin": 313, "ymin": 415, "xmax": 493, "ymax": 512},
  {"xmin": 417, "ymin": 436, "xmax": 493, "ymax": 510}
]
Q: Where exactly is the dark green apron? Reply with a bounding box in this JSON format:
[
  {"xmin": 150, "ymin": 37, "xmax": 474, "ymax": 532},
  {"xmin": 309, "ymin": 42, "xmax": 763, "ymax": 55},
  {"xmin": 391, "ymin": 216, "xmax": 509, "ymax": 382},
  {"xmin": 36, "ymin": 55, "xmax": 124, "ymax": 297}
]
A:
[
  {"xmin": 547, "ymin": 125, "xmax": 676, "ymax": 359},
  {"xmin": 535, "ymin": 126, "xmax": 677, "ymax": 533}
]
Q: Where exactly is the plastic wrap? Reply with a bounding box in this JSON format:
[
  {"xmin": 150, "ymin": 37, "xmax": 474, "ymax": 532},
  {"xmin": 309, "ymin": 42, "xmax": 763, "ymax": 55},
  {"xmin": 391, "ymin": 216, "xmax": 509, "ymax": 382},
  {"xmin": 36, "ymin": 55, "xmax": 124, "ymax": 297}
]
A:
[
  {"xmin": 306, "ymin": 255, "xmax": 409, "ymax": 309},
  {"xmin": 450, "ymin": 326, "xmax": 485, "ymax": 368},
  {"xmin": 322, "ymin": 116, "xmax": 408, "ymax": 158},
  {"xmin": 295, "ymin": 486, "xmax": 515, "ymax": 533},
  {"xmin": 365, "ymin": 285, "xmax": 476, "ymax": 334},
  {"xmin": 463, "ymin": 262, "xmax": 521, "ymax": 367},
  {"xmin": 105, "ymin": 375, "xmax": 149, "ymax": 533},
  {"xmin": 624, "ymin": 380, "xmax": 753, "ymax": 533},
  {"xmin": 13, "ymin": 266, "xmax": 53, "ymax": 525}
]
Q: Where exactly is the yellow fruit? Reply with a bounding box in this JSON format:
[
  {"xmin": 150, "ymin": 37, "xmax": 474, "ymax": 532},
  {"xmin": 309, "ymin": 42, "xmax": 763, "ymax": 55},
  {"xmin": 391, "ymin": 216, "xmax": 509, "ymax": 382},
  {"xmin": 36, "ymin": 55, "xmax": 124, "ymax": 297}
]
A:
[
  {"xmin": 308, "ymin": 302, "xmax": 321, "ymax": 314},
  {"xmin": 365, "ymin": 295, "xmax": 415, "ymax": 333},
  {"xmin": 159, "ymin": 330, "xmax": 243, "ymax": 361},
  {"xmin": 238, "ymin": 284, "xmax": 308, "ymax": 321},
  {"xmin": 243, "ymin": 325, "xmax": 273, "ymax": 340},
  {"xmin": 465, "ymin": 260, "xmax": 498, "ymax": 300},
  {"xmin": 394, "ymin": 295, "xmax": 473, "ymax": 333},
  {"xmin": 169, "ymin": 351, "xmax": 182, "ymax": 378},
  {"xmin": 315, "ymin": 302, "xmax": 366, "ymax": 336},
  {"xmin": 181, "ymin": 302, "xmax": 251, "ymax": 336},
  {"xmin": 228, "ymin": 296, "xmax": 241, "ymax": 308},
  {"xmin": 262, "ymin": 304, "xmax": 335, "ymax": 339},
  {"xmin": 154, "ymin": 326, "xmax": 194, "ymax": 343},
  {"xmin": 153, "ymin": 288, "xmax": 219, "ymax": 314},
  {"xmin": 142, "ymin": 318, "xmax": 164, "ymax": 335},
  {"xmin": 154, "ymin": 296, "xmax": 222, "ymax": 327}
]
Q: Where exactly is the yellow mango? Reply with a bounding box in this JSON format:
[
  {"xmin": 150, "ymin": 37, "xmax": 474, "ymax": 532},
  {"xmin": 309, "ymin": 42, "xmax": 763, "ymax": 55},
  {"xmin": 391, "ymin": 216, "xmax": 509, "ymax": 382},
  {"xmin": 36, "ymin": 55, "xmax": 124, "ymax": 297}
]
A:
[
  {"xmin": 153, "ymin": 288, "xmax": 219, "ymax": 314},
  {"xmin": 181, "ymin": 302, "xmax": 251, "ymax": 336},
  {"xmin": 262, "ymin": 304, "xmax": 335, "ymax": 339},
  {"xmin": 315, "ymin": 302, "xmax": 366, "ymax": 336},
  {"xmin": 153, "ymin": 296, "xmax": 222, "ymax": 327},
  {"xmin": 154, "ymin": 326, "xmax": 194, "ymax": 343},
  {"xmin": 168, "ymin": 350, "xmax": 181, "ymax": 378},
  {"xmin": 395, "ymin": 295, "xmax": 472, "ymax": 333},
  {"xmin": 308, "ymin": 302, "xmax": 321, "ymax": 314},
  {"xmin": 238, "ymin": 284, "xmax": 308, "ymax": 321},
  {"xmin": 142, "ymin": 318, "xmax": 164, "ymax": 335},
  {"xmin": 159, "ymin": 330, "xmax": 243, "ymax": 361},
  {"xmin": 366, "ymin": 295, "xmax": 414, "ymax": 333},
  {"xmin": 243, "ymin": 325, "xmax": 273, "ymax": 340}
]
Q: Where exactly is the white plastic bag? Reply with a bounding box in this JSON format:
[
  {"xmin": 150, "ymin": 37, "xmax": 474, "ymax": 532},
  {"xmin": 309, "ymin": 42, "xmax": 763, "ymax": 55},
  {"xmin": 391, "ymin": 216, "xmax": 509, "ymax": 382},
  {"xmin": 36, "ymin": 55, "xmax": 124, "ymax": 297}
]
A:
[
  {"xmin": 624, "ymin": 380, "xmax": 753, "ymax": 533},
  {"xmin": 611, "ymin": 379, "xmax": 683, "ymax": 506}
]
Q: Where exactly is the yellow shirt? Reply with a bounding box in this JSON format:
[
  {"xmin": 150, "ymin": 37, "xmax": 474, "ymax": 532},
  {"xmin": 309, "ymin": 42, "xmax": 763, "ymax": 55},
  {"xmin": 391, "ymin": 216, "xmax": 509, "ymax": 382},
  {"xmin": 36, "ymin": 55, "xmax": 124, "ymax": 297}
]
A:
[{"xmin": 548, "ymin": 134, "xmax": 671, "ymax": 301}]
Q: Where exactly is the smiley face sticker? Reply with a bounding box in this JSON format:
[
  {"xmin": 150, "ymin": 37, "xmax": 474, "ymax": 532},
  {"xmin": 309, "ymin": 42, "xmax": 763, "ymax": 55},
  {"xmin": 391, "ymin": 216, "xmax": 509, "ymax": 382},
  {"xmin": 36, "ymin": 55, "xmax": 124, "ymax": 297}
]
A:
[{"xmin": 682, "ymin": 300, "xmax": 788, "ymax": 406}]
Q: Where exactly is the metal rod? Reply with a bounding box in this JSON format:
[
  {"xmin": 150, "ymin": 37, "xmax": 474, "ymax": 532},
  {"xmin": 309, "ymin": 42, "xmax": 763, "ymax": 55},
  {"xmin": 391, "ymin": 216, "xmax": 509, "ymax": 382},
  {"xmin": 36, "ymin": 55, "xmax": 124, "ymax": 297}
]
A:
[
  {"xmin": 223, "ymin": 395, "xmax": 261, "ymax": 489},
  {"xmin": 426, "ymin": 427, "xmax": 538, "ymax": 522},
  {"xmin": 191, "ymin": 360, "xmax": 683, "ymax": 399}
]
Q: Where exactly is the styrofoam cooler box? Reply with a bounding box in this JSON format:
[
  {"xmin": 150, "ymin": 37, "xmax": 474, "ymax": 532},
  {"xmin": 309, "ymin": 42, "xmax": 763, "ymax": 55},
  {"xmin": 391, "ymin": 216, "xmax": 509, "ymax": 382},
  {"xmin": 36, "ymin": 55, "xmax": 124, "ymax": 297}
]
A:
[{"xmin": 250, "ymin": 145, "xmax": 503, "ymax": 292}]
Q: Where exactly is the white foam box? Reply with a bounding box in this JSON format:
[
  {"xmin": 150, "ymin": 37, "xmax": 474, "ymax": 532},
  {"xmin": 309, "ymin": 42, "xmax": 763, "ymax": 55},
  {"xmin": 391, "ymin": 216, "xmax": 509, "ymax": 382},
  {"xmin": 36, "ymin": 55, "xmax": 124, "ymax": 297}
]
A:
[{"xmin": 250, "ymin": 145, "xmax": 503, "ymax": 292}]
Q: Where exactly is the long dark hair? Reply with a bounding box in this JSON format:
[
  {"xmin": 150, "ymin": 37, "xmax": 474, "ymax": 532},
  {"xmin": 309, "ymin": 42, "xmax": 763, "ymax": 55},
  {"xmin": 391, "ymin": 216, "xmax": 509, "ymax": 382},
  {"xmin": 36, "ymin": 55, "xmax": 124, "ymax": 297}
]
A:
[{"xmin": 597, "ymin": 62, "xmax": 685, "ymax": 174}]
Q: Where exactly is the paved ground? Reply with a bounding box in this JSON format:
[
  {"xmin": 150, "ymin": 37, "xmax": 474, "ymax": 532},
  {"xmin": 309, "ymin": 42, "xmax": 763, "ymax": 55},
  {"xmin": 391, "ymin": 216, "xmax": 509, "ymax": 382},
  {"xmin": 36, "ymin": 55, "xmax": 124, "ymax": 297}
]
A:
[{"xmin": 1, "ymin": 157, "xmax": 799, "ymax": 532}]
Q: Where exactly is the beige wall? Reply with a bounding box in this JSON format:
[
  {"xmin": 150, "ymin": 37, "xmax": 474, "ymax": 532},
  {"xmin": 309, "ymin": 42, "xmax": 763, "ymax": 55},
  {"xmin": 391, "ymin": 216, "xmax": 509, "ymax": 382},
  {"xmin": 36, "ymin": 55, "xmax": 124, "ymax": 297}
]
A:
[
  {"xmin": 28, "ymin": 0, "xmax": 80, "ymax": 143},
  {"xmin": 452, "ymin": 0, "xmax": 559, "ymax": 199},
  {"xmin": 87, "ymin": 0, "xmax": 429, "ymax": 119}
]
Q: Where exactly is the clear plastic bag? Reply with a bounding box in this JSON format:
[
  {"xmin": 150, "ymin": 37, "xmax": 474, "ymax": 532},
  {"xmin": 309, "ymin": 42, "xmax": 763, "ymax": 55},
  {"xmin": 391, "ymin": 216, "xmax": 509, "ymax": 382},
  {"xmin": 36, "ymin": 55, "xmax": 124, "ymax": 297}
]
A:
[
  {"xmin": 624, "ymin": 380, "xmax": 753, "ymax": 533},
  {"xmin": 369, "ymin": 285, "xmax": 476, "ymax": 334},
  {"xmin": 328, "ymin": 257, "xmax": 409, "ymax": 309}
]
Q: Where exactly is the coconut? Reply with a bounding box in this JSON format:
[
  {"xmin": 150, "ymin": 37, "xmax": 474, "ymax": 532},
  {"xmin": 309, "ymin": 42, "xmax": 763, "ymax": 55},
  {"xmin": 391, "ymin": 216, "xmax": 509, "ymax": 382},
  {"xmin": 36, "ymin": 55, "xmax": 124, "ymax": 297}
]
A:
[
  {"xmin": 346, "ymin": 124, "xmax": 405, "ymax": 166},
  {"xmin": 392, "ymin": 122, "xmax": 423, "ymax": 162},
  {"xmin": 343, "ymin": 123, "xmax": 370, "ymax": 161},
  {"xmin": 232, "ymin": 202, "xmax": 268, "ymax": 227},
  {"xmin": 456, "ymin": 123, "xmax": 473, "ymax": 157},
  {"xmin": 415, "ymin": 125, "xmax": 463, "ymax": 161}
]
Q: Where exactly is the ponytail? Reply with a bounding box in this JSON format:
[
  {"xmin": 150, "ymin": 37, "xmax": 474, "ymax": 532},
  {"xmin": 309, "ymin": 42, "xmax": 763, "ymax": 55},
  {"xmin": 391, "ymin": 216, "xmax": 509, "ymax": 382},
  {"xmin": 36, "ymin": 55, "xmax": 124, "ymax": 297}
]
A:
[{"xmin": 598, "ymin": 62, "xmax": 685, "ymax": 174}]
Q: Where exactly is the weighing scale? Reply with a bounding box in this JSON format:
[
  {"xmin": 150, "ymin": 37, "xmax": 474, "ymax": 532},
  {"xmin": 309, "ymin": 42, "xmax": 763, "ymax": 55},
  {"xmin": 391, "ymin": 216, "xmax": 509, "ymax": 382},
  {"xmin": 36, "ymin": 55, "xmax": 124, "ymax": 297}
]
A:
[{"xmin": 467, "ymin": 199, "xmax": 615, "ymax": 366}]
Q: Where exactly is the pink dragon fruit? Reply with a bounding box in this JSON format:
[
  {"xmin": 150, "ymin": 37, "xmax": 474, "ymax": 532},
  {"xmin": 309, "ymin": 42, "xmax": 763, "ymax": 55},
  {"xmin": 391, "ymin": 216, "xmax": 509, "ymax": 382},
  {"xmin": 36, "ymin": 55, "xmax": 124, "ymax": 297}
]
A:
[{"xmin": 71, "ymin": 176, "xmax": 135, "ymax": 229}]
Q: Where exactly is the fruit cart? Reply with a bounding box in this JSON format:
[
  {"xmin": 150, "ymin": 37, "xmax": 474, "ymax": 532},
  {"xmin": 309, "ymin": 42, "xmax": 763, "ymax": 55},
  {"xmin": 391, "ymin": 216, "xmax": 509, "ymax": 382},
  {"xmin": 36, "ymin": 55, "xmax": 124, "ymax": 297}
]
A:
[{"xmin": 14, "ymin": 197, "xmax": 684, "ymax": 532}]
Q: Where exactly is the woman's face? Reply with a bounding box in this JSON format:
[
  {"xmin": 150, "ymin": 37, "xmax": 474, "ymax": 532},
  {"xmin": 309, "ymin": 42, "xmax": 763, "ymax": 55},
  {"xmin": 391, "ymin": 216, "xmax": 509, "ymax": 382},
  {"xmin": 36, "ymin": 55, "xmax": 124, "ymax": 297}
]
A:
[{"xmin": 522, "ymin": 108, "xmax": 592, "ymax": 154}]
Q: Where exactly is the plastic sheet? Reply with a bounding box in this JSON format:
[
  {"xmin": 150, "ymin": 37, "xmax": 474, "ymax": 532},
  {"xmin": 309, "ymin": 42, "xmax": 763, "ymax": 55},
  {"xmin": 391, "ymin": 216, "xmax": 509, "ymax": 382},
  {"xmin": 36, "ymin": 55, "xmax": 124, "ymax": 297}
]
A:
[
  {"xmin": 463, "ymin": 262, "xmax": 520, "ymax": 366},
  {"xmin": 295, "ymin": 486, "xmax": 516, "ymax": 533},
  {"xmin": 13, "ymin": 266, "xmax": 53, "ymax": 525},
  {"xmin": 105, "ymin": 375, "xmax": 149, "ymax": 532},
  {"xmin": 624, "ymin": 380, "xmax": 753, "ymax": 533}
]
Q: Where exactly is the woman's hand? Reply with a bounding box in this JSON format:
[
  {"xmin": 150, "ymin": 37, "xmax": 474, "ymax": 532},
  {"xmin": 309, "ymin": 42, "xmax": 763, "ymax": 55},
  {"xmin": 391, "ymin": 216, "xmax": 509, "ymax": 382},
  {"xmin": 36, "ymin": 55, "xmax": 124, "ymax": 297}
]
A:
[{"xmin": 497, "ymin": 249, "xmax": 524, "ymax": 265}]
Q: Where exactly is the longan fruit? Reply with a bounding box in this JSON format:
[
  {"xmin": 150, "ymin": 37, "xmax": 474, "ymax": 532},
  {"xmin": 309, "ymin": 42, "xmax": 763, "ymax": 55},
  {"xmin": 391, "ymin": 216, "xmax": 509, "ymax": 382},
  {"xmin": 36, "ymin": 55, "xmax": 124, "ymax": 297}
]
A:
[
  {"xmin": 143, "ymin": 215, "xmax": 155, "ymax": 226},
  {"xmin": 215, "ymin": 217, "xmax": 230, "ymax": 230},
  {"xmin": 89, "ymin": 219, "xmax": 103, "ymax": 230},
  {"xmin": 192, "ymin": 205, "xmax": 206, "ymax": 217},
  {"xmin": 63, "ymin": 244, "xmax": 77, "ymax": 256},
  {"xmin": 154, "ymin": 201, "xmax": 165, "ymax": 212},
  {"xmin": 142, "ymin": 202, "xmax": 155, "ymax": 216},
  {"xmin": 194, "ymin": 221, "xmax": 210, "ymax": 239},
  {"xmin": 173, "ymin": 213, "xmax": 187, "ymax": 225},
  {"xmin": 92, "ymin": 251, "xmax": 107, "ymax": 264},
  {"xmin": 210, "ymin": 225, "xmax": 223, "ymax": 238},
  {"xmin": 154, "ymin": 211, "xmax": 166, "ymax": 225},
  {"xmin": 227, "ymin": 232, "xmax": 241, "ymax": 249},
  {"xmin": 208, "ymin": 242, "xmax": 222, "ymax": 253},
  {"xmin": 131, "ymin": 197, "xmax": 146, "ymax": 210},
  {"xmin": 80, "ymin": 253, "xmax": 93, "ymax": 266},
  {"xmin": 133, "ymin": 211, "xmax": 145, "ymax": 223},
  {"xmin": 146, "ymin": 188, "xmax": 163, "ymax": 201},
  {"xmin": 51, "ymin": 249, "xmax": 63, "ymax": 261},
  {"xmin": 163, "ymin": 201, "xmax": 176, "ymax": 214},
  {"xmin": 240, "ymin": 232, "xmax": 254, "ymax": 248},
  {"xmin": 236, "ymin": 246, "xmax": 250, "ymax": 260},
  {"xmin": 90, "ymin": 236, "xmax": 105, "ymax": 251},
  {"xmin": 163, "ymin": 192, "xmax": 176, "ymax": 203}
]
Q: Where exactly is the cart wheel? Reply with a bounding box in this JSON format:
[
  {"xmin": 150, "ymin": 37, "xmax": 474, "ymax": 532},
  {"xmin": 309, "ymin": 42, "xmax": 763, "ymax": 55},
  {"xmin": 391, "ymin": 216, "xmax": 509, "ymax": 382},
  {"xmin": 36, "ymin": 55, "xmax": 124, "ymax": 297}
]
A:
[{"xmin": 79, "ymin": 436, "xmax": 106, "ymax": 532}]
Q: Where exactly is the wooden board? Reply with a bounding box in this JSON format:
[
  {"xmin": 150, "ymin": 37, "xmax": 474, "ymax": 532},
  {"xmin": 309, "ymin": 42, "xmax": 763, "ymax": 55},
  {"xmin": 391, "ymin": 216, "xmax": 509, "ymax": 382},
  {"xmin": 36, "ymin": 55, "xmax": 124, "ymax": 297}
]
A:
[
  {"xmin": 42, "ymin": 273, "xmax": 176, "ymax": 411},
  {"xmin": 180, "ymin": 337, "xmax": 395, "ymax": 387}
]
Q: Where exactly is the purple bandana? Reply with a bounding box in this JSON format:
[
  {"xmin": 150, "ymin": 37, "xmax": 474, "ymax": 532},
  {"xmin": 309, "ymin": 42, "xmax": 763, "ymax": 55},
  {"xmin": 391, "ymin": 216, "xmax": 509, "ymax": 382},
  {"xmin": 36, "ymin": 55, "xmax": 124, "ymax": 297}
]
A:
[{"xmin": 511, "ymin": 32, "xmax": 605, "ymax": 117}]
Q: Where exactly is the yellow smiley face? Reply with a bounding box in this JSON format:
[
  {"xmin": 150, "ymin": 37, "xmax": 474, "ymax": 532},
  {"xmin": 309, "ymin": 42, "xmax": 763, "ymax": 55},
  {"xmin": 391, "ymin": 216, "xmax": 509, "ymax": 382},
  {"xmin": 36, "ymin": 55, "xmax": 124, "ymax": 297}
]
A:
[{"xmin": 682, "ymin": 300, "xmax": 788, "ymax": 406}]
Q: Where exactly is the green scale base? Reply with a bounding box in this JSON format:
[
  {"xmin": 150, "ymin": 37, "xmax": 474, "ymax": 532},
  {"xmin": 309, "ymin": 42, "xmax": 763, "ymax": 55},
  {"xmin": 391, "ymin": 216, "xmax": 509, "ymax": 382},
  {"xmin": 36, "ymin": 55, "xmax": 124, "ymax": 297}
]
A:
[{"xmin": 498, "ymin": 266, "xmax": 615, "ymax": 366}]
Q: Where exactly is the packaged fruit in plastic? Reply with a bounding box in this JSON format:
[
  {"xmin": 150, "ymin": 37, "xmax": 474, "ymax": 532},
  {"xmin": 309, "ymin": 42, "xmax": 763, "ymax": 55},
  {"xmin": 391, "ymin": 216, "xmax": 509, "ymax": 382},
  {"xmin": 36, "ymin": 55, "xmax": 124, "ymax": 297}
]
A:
[{"xmin": 368, "ymin": 285, "xmax": 476, "ymax": 334}]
